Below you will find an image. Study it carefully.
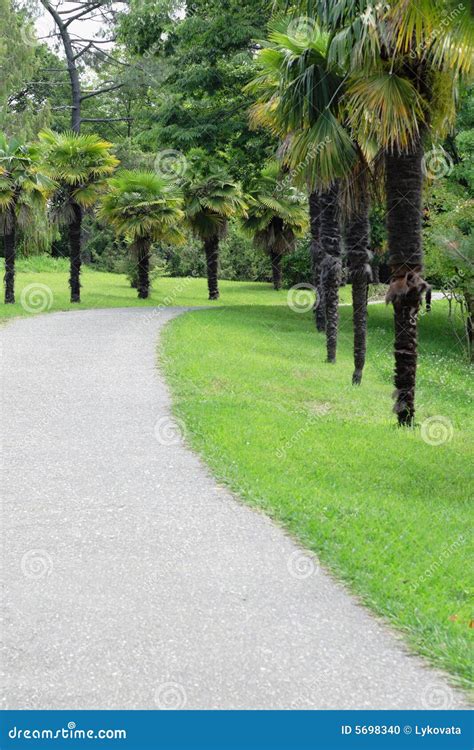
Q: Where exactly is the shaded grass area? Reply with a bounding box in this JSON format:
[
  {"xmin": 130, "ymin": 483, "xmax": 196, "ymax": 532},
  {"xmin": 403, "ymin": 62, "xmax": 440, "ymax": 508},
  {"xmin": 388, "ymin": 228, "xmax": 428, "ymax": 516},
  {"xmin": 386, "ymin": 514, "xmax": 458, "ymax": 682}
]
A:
[{"xmin": 161, "ymin": 299, "xmax": 473, "ymax": 686}]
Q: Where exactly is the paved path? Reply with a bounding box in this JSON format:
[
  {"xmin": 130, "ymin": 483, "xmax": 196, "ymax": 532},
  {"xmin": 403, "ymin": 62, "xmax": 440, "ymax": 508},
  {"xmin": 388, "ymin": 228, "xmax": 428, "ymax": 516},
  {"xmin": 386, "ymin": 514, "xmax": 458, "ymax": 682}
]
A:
[{"xmin": 0, "ymin": 307, "xmax": 467, "ymax": 709}]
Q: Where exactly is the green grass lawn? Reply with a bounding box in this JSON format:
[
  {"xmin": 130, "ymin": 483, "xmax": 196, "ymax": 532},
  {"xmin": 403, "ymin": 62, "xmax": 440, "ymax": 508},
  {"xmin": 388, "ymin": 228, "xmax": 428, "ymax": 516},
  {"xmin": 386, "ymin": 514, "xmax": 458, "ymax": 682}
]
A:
[
  {"xmin": 161, "ymin": 296, "xmax": 473, "ymax": 688},
  {"xmin": 2, "ymin": 258, "xmax": 472, "ymax": 688},
  {"xmin": 2, "ymin": 256, "xmax": 354, "ymax": 320}
]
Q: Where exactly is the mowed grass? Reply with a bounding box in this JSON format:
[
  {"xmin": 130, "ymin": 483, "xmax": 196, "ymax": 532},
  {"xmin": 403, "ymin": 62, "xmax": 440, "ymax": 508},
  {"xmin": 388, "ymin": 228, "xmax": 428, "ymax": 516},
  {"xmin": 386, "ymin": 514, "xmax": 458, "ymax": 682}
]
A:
[
  {"xmin": 161, "ymin": 298, "xmax": 473, "ymax": 687},
  {"xmin": 1, "ymin": 257, "xmax": 355, "ymax": 320},
  {"xmin": 2, "ymin": 258, "xmax": 472, "ymax": 686}
]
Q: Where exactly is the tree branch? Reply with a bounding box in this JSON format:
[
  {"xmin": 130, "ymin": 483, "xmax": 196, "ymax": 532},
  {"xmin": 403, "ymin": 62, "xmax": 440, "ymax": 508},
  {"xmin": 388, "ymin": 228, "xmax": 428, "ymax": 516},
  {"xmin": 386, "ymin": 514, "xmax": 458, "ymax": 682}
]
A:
[{"xmin": 80, "ymin": 83, "xmax": 124, "ymax": 100}]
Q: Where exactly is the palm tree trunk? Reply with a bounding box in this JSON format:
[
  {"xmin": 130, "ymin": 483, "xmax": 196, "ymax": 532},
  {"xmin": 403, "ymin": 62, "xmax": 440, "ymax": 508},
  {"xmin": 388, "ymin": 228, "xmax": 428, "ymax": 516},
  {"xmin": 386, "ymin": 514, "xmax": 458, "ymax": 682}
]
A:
[
  {"xmin": 270, "ymin": 249, "xmax": 282, "ymax": 290},
  {"xmin": 346, "ymin": 193, "xmax": 371, "ymax": 385},
  {"xmin": 204, "ymin": 235, "xmax": 220, "ymax": 300},
  {"xmin": 4, "ymin": 222, "xmax": 16, "ymax": 304},
  {"xmin": 69, "ymin": 202, "xmax": 82, "ymax": 303},
  {"xmin": 320, "ymin": 182, "xmax": 341, "ymax": 363},
  {"xmin": 309, "ymin": 191, "xmax": 326, "ymax": 331},
  {"xmin": 385, "ymin": 142, "xmax": 425, "ymax": 426},
  {"xmin": 136, "ymin": 239, "xmax": 150, "ymax": 299}
]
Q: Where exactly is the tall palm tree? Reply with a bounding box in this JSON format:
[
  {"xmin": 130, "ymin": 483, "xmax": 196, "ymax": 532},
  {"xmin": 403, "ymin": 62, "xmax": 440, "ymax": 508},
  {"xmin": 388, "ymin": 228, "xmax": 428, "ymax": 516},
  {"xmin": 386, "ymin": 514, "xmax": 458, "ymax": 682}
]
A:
[
  {"xmin": 98, "ymin": 171, "xmax": 185, "ymax": 299},
  {"xmin": 182, "ymin": 154, "xmax": 247, "ymax": 300},
  {"xmin": 248, "ymin": 19, "xmax": 356, "ymax": 362},
  {"xmin": 241, "ymin": 161, "xmax": 308, "ymax": 290},
  {"xmin": 39, "ymin": 130, "xmax": 118, "ymax": 303},
  {"xmin": 308, "ymin": 191, "xmax": 326, "ymax": 331},
  {"xmin": 0, "ymin": 136, "xmax": 53, "ymax": 304},
  {"xmin": 311, "ymin": 0, "xmax": 473, "ymax": 422}
]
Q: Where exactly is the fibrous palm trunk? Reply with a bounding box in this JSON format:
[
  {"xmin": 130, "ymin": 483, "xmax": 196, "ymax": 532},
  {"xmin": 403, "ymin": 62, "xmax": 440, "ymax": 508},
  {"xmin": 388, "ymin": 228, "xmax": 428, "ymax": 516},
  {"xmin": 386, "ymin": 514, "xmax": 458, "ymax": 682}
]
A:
[
  {"xmin": 346, "ymin": 192, "xmax": 371, "ymax": 385},
  {"xmin": 69, "ymin": 202, "xmax": 82, "ymax": 303},
  {"xmin": 204, "ymin": 235, "xmax": 220, "ymax": 300},
  {"xmin": 4, "ymin": 221, "xmax": 16, "ymax": 304},
  {"xmin": 270, "ymin": 248, "xmax": 282, "ymax": 290},
  {"xmin": 320, "ymin": 182, "xmax": 341, "ymax": 363},
  {"xmin": 309, "ymin": 191, "xmax": 326, "ymax": 331},
  {"xmin": 136, "ymin": 239, "xmax": 150, "ymax": 299},
  {"xmin": 385, "ymin": 141, "xmax": 426, "ymax": 426}
]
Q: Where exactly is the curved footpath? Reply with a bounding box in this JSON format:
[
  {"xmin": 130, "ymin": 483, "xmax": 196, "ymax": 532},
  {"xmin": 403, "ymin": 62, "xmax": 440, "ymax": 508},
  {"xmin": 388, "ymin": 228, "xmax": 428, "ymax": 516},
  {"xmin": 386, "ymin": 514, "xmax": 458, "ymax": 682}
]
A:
[{"xmin": 0, "ymin": 307, "xmax": 468, "ymax": 709}]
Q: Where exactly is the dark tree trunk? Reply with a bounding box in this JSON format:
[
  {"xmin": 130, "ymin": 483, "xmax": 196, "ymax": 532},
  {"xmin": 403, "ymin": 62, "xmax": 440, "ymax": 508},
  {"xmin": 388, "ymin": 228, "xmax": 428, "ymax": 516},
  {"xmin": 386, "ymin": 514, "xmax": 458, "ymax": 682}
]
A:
[
  {"xmin": 309, "ymin": 191, "xmax": 326, "ymax": 332},
  {"xmin": 69, "ymin": 202, "xmax": 82, "ymax": 303},
  {"xmin": 4, "ymin": 221, "xmax": 16, "ymax": 304},
  {"xmin": 270, "ymin": 249, "xmax": 282, "ymax": 290},
  {"xmin": 136, "ymin": 239, "xmax": 150, "ymax": 299},
  {"xmin": 204, "ymin": 235, "xmax": 220, "ymax": 300},
  {"xmin": 346, "ymin": 192, "xmax": 371, "ymax": 385},
  {"xmin": 371, "ymin": 262, "xmax": 380, "ymax": 284},
  {"xmin": 385, "ymin": 141, "xmax": 425, "ymax": 426},
  {"xmin": 320, "ymin": 182, "xmax": 341, "ymax": 363}
]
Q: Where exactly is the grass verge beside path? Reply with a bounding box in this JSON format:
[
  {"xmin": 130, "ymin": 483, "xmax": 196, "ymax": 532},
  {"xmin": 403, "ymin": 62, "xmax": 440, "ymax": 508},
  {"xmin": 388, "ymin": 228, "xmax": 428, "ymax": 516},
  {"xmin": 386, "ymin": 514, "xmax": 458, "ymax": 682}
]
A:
[
  {"xmin": 161, "ymin": 299, "xmax": 473, "ymax": 688},
  {"xmin": 1, "ymin": 258, "xmax": 352, "ymax": 320}
]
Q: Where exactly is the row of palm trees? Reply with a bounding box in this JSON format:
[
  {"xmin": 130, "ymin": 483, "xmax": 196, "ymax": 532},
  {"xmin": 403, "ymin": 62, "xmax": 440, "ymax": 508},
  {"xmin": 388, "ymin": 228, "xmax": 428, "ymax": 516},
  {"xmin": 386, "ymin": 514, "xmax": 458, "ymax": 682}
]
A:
[
  {"xmin": 248, "ymin": 0, "xmax": 472, "ymax": 423},
  {"xmin": 0, "ymin": 133, "xmax": 308, "ymax": 305}
]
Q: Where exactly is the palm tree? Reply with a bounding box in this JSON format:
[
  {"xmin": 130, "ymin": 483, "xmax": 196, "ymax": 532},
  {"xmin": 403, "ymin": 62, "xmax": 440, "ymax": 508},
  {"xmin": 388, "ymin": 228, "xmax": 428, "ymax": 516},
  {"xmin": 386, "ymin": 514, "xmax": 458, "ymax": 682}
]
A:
[
  {"xmin": 248, "ymin": 19, "xmax": 356, "ymax": 362},
  {"xmin": 182, "ymin": 154, "xmax": 247, "ymax": 300},
  {"xmin": 312, "ymin": 0, "xmax": 473, "ymax": 422},
  {"xmin": 309, "ymin": 191, "xmax": 326, "ymax": 331},
  {"xmin": 241, "ymin": 162, "xmax": 308, "ymax": 290},
  {"xmin": 98, "ymin": 171, "xmax": 185, "ymax": 299},
  {"xmin": 39, "ymin": 130, "xmax": 118, "ymax": 303},
  {"xmin": 0, "ymin": 136, "xmax": 53, "ymax": 304}
]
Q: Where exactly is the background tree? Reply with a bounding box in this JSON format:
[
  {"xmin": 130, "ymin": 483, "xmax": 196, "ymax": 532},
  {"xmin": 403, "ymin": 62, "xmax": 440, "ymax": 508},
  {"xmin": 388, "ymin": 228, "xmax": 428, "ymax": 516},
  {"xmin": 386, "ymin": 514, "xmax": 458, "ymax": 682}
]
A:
[
  {"xmin": 0, "ymin": 136, "xmax": 53, "ymax": 303},
  {"xmin": 39, "ymin": 129, "xmax": 118, "ymax": 302},
  {"xmin": 182, "ymin": 152, "xmax": 247, "ymax": 300},
  {"xmin": 98, "ymin": 170, "xmax": 185, "ymax": 299},
  {"xmin": 242, "ymin": 162, "xmax": 308, "ymax": 290}
]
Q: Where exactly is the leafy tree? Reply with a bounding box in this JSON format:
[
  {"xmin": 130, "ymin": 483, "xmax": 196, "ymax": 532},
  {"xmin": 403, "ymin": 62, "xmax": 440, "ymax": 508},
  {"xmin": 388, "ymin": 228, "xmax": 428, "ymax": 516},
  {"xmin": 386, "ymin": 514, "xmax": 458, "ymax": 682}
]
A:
[
  {"xmin": 182, "ymin": 152, "xmax": 247, "ymax": 299},
  {"xmin": 39, "ymin": 130, "xmax": 119, "ymax": 302},
  {"xmin": 98, "ymin": 170, "xmax": 185, "ymax": 299},
  {"xmin": 118, "ymin": 0, "xmax": 274, "ymax": 182},
  {"xmin": 0, "ymin": 135, "xmax": 53, "ymax": 303},
  {"xmin": 242, "ymin": 162, "xmax": 308, "ymax": 290}
]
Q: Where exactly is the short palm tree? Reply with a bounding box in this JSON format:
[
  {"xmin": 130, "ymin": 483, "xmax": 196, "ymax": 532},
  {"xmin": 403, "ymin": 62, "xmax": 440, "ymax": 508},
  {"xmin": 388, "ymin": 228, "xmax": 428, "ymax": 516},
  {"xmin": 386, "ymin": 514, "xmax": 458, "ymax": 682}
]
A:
[
  {"xmin": 241, "ymin": 162, "xmax": 308, "ymax": 290},
  {"xmin": 0, "ymin": 136, "xmax": 53, "ymax": 304},
  {"xmin": 182, "ymin": 154, "xmax": 247, "ymax": 300},
  {"xmin": 311, "ymin": 0, "xmax": 473, "ymax": 422},
  {"xmin": 39, "ymin": 130, "xmax": 119, "ymax": 303},
  {"xmin": 98, "ymin": 171, "xmax": 185, "ymax": 299}
]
